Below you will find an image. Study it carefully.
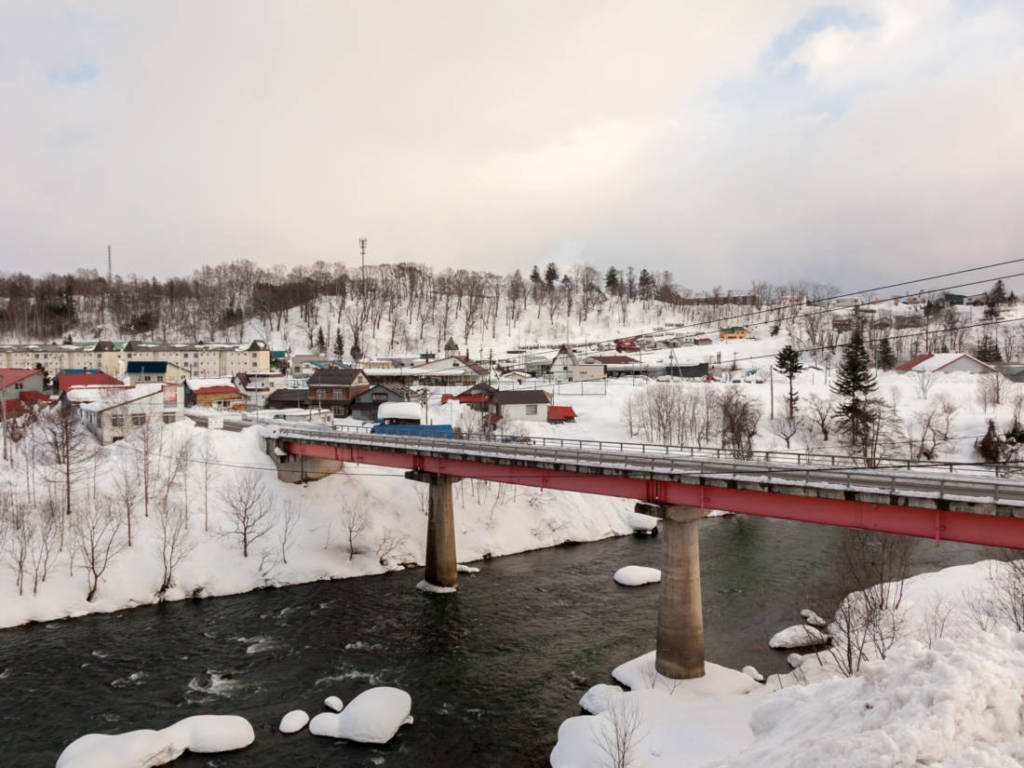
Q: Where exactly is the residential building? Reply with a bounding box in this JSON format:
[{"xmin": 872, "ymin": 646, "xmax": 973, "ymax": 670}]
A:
[
  {"xmin": 57, "ymin": 372, "xmax": 125, "ymax": 394},
  {"xmin": 80, "ymin": 383, "xmax": 183, "ymax": 444},
  {"xmin": 233, "ymin": 371, "xmax": 286, "ymax": 408},
  {"xmin": 307, "ymin": 369, "xmax": 370, "ymax": 417},
  {"xmin": 185, "ymin": 378, "xmax": 246, "ymax": 410},
  {"xmin": 0, "ymin": 339, "xmax": 270, "ymax": 379},
  {"xmin": 351, "ymin": 383, "xmax": 409, "ymax": 420},
  {"xmin": 265, "ymin": 388, "xmax": 311, "ymax": 410},
  {"xmin": 718, "ymin": 327, "xmax": 748, "ymax": 340},
  {"xmin": 895, "ymin": 353, "xmax": 996, "ymax": 375},
  {"xmin": 1, "ymin": 368, "xmax": 48, "ymax": 420},
  {"xmin": 364, "ymin": 356, "xmax": 488, "ymax": 387},
  {"xmin": 125, "ymin": 360, "xmax": 191, "ymax": 385},
  {"xmin": 488, "ymin": 390, "xmax": 552, "ymax": 422}
]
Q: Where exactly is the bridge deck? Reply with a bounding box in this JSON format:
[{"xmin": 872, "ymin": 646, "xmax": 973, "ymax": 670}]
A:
[{"xmin": 271, "ymin": 427, "xmax": 1024, "ymax": 548}]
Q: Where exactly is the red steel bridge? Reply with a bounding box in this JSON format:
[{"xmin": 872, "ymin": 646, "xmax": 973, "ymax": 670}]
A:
[{"xmin": 265, "ymin": 424, "xmax": 1024, "ymax": 680}]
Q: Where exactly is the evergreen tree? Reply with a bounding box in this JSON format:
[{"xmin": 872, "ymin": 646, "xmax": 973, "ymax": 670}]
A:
[
  {"xmin": 975, "ymin": 334, "xmax": 1003, "ymax": 363},
  {"xmin": 774, "ymin": 345, "xmax": 803, "ymax": 418},
  {"xmin": 315, "ymin": 326, "xmax": 326, "ymax": 355},
  {"xmin": 333, "ymin": 328, "xmax": 345, "ymax": 359},
  {"xmin": 544, "ymin": 263, "xmax": 559, "ymax": 290},
  {"xmin": 349, "ymin": 338, "xmax": 363, "ymax": 363},
  {"xmin": 876, "ymin": 337, "xmax": 896, "ymax": 370},
  {"xmin": 989, "ymin": 279, "xmax": 1008, "ymax": 305},
  {"xmin": 529, "ymin": 265, "xmax": 542, "ymax": 287},
  {"xmin": 832, "ymin": 328, "xmax": 879, "ymax": 458},
  {"xmin": 637, "ymin": 269, "xmax": 656, "ymax": 301},
  {"xmin": 605, "ymin": 267, "xmax": 620, "ymax": 296}
]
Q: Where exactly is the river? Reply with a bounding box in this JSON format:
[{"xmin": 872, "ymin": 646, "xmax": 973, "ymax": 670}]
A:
[{"xmin": 0, "ymin": 515, "xmax": 996, "ymax": 767}]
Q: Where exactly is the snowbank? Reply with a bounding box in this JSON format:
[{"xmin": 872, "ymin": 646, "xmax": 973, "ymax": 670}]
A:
[
  {"xmin": 324, "ymin": 695, "xmax": 344, "ymax": 712},
  {"xmin": 768, "ymin": 624, "xmax": 829, "ymax": 649},
  {"xmin": 309, "ymin": 687, "xmax": 413, "ymax": 744},
  {"xmin": 623, "ymin": 510, "xmax": 660, "ymax": 532},
  {"xmin": 613, "ymin": 565, "xmax": 662, "ymax": 587}
]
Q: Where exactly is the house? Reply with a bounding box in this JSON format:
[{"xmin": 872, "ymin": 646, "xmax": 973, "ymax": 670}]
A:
[
  {"xmin": 57, "ymin": 371, "xmax": 125, "ymax": 395},
  {"xmin": 233, "ymin": 371, "xmax": 286, "ymax": 407},
  {"xmin": 351, "ymin": 383, "xmax": 409, "ymax": 420},
  {"xmin": 265, "ymin": 388, "xmax": 311, "ymax": 410},
  {"xmin": 895, "ymin": 353, "xmax": 996, "ymax": 375},
  {"xmin": 293, "ymin": 358, "xmax": 352, "ymax": 377},
  {"xmin": 549, "ymin": 346, "xmax": 604, "ymax": 381},
  {"xmin": 307, "ymin": 368, "xmax": 370, "ymax": 417},
  {"xmin": 664, "ymin": 362, "xmax": 710, "ymax": 379},
  {"xmin": 364, "ymin": 356, "xmax": 488, "ymax": 387},
  {"xmin": 1, "ymin": 368, "xmax": 48, "ymax": 420},
  {"xmin": 80, "ymin": 383, "xmax": 183, "ymax": 444},
  {"xmin": 185, "ymin": 378, "xmax": 246, "ymax": 410},
  {"xmin": 831, "ymin": 297, "xmax": 864, "ymax": 309},
  {"xmin": 585, "ymin": 355, "xmax": 641, "ymax": 366},
  {"xmin": 488, "ymin": 390, "xmax": 551, "ymax": 422},
  {"xmin": 440, "ymin": 382, "xmax": 496, "ymax": 412},
  {"xmin": 444, "ymin": 337, "xmax": 460, "ymax": 353},
  {"xmin": 125, "ymin": 360, "xmax": 191, "ymax": 385},
  {"xmin": 550, "ymin": 346, "xmax": 576, "ymax": 378},
  {"xmin": 718, "ymin": 327, "xmax": 748, "ymax": 340}
]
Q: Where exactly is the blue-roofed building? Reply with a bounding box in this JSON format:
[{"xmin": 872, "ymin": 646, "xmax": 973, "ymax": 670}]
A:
[{"xmin": 125, "ymin": 360, "xmax": 191, "ymax": 385}]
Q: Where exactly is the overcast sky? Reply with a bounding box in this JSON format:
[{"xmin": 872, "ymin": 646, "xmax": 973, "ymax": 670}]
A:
[{"xmin": 2, "ymin": 1, "xmax": 1022, "ymax": 292}]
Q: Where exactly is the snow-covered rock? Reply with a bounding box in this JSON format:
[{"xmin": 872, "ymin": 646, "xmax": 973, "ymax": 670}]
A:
[
  {"xmin": 769, "ymin": 624, "xmax": 829, "ymax": 649},
  {"xmin": 786, "ymin": 653, "xmax": 807, "ymax": 669},
  {"xmin": 741, "ymin": 665, "xmax": 764, "ymax": 683},
  {"xmin": 613, "ymin": 566, "xmax": 661, "ymax": 587},
  {"xmin": 456, "ymin": 563, "xmax": 480, "ymax": 574},
  {"xmin": 57, "ymin": 729, "xmax": 188, "ymax": 768},
  {"xmin": 172, "ymin": 715, "xmax": 255, "ymax": 753},
  {"xmin": 579, "ymin": 683, "xmax": 623, "ymax": 714},
  {"xmin": 613, "ymin": 651, "xmax": 760, "ymax": 697},
  {"xmin": 278, "ymin": 710, "xmax": 309, "ymax": 734},
  {"xmin": 324, "ymin": 695, "xmax": 344, "ymax": 712},
  {"xmin": 624, "ymin": 510, "xmax": 659, "ymax": 532},
  {"xmin": 310, "ymin": 687, "xmax": 413, "ymax": 744},
  {"xmin": 57, "ymin": 714, "xmax": 254, "ymax": 767},
  {"xmin": 800, "ymin": 608, "xmax": 827, "ymax": 627}
]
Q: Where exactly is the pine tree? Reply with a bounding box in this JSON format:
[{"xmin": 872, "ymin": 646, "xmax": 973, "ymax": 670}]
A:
[
  {"xmin": 638, "ymin": 269, "xmax": 656, "ymax": 301},
  {"xmin": 529, "ymin": 265, "xmax": 542, "ymax": 287},
  {"xmin": 333, "ymin": 328, "xmax": 345, "ymax": 359},
  {"xmin": 989, "ymin": 279, "xmax": 1008, "ymax": 305},
  {"xmin": 605, "ymin": 267, "xmax": 620, "ymax": 296},
  {"xmin": 876, "ymin": 337, "xmax": 896, "ymax": 370},
  {"xmin": 774, "ymin": 345, "xmax": 803, "ymax": 418},
  {"xmin": 315, "ymin": 326, "xmax": 326, "ymax": 355},
  {"xmin": 349, "ymin": 339, "xmax": 363, "ymax": 363},
  {"xmin": 544, "ymin": 263, "xmax": 559, "ymax": 290},
  {"xmin": 975, "ymin": 334, "xmax": 1002, "ymax": 363},
  {"xmin": 832, "ymin": 328, "xmax": 879, "ymax": 458}
]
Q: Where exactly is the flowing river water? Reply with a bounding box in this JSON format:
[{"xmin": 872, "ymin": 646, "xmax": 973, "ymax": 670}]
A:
[{"xmin": 0, "ymin": 515, "xmax": 996, "ymax": 767}]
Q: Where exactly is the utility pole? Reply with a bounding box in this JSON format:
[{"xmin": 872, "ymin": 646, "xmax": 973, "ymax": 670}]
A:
[
  {"xmin": 359, "ymin": 238, "xmax": 367, "ymax": 286},
  {"xmin": 107, "ymin": 244, "xmax": 112, "ymax": 284}
]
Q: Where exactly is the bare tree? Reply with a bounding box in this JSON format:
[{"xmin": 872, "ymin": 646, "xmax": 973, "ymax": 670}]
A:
[
  {"xmin": 977, "ymin": 373, "xmax": 1008, "ymax": 412},
  {"xmin": 28, "ymin": 501, "xmax": 59, "ymax": 594},
  {"xmin": 133, "ymin": 423, "xmax": 164, "ymax": 517},
  {"xmin": 40, "ymin": 401, "xmax": 91, "ymax": 517},
  {"xmin": 73, "ymin": 496, "xmax": 126, "ymax": 602},
  {"xmin": 595, "ymin": 697, "xmax": 645, "ymax": 768},
  {"xmin": 154, "ymin": 499, "xmax": 192, "ymax": 593},
  {"xmin": 768, "ymin": 414, "xmax": 801, "ymax": 449},
  {"xmin": 111, "ymin": 460, "xmax": 140, "ymax": 547},
  {"xmin": 277, "ymin": 502, "xmax": 301, "ymax": 565},
  {"xmin": 376, "ymin": 528, "xmax": 409, "ymax": 566},
  {"xmin": 4, "ymin": 507, "xmax": 31, "ymax": 596},
  {"xmin": 219, "ymin": 470, "xmax": 273, "ymax": 557},
  {"xmin": 719, "ymin": 388, "xmax": 761, "ymax": 458},
  {"xmin": 912, "ymin": 370, "xmax": 938, "ymax": 399},
  {"xmin": 196, "ymin": 434, "xmax": 219, "ymax": 533},
  {"xmin": 341, "ymin": 496, "xmax": 368, "ymax": 560},
  {"xmin": 806, "ymin": 393, "xmax": 832, "ymax": 442}
]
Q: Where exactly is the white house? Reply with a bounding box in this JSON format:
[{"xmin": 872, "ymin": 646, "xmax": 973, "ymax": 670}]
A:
[
  {"xmin": 895, "ymin": 352, "xmax": 996, "ymax": 375},
  {"xmin": 233, "ymin": 371, "xmax": 286, "ymax": 408},
  {"xmin": 488, "ymin": 390, "xmax": 551, "ymax": 422},
  {"xmin": 550, "ymin": 346, "xmax": 604, "ymax": 382},
  {"xmin": 79, "ymin": 383, "xmax": 184, "ymax": 444}
]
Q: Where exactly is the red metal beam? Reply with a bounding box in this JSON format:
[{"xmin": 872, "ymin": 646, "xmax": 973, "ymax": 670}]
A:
[{"xmin": 284, "ymin": 441, "xmax": 1024, "ymax": 549}]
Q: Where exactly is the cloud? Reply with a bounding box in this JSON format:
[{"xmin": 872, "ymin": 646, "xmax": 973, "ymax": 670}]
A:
[
  {"xmin": 47, "ymin": 61, "xmax": 98, "ymax": 85},
  {"xmin": 0, "ymin": 1, "xmax": 1022, "ymax": 292}
]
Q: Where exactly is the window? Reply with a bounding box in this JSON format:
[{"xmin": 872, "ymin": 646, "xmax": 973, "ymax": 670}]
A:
[
  {"xmin": 372, "ymin": 392, "xmax": 388, "ymax": 402},
  {"xmin": 163, "ymin": 413, "xmax": 176, "ymax": 424},
  {"xmin": 131, "ymin": 414, "xmax": 145, "ymax": 426},
  {"xmin": 526, "ymin": 404, "xmax": 538, "ymax": 416},
  {"xmin": 111, "ymin": 415, "xmax": 125, "ymax": 427}
]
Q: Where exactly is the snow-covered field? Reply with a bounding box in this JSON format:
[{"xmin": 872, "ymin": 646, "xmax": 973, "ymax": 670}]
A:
[{"xmin": 552, "ymin": 559, "xmax": 1024, "ymax": 767}]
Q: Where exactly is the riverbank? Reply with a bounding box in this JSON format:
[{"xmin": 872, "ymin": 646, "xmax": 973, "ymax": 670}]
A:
[
  {"xmin": 0, "ymin": 419, "xmax": 634, "ymax": 630},
  {"xmin": 552, "ymin": 558, "xmax": 1024, "ymax": 767}
]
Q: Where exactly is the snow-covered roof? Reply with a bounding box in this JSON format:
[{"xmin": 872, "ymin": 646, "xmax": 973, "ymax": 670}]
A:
[
  {"xmin": 80, "ymin": 383, "xmax": 164, "ymax": 412},
  {"xmin": 65, "ymin": 385, "xmax": 128, "ymax": 403},
  {"xmin": 377, "ymin": 402, "xmax": 422, "ymax": 422},
  {"xmin": 896, "ymin": 352, "xmax": 995, "ymax": 374},
  {"xmin": 186, "ymin": 377, "xmax": 234, "ymax": 390}
]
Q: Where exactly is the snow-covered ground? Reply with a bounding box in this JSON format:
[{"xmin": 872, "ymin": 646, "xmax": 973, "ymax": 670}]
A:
[
  {"xmin": 552, "ymin": 559, "xmax": 1024, "ymax": 767},
  {"xmin": 0, "ymin": 417, "xmax": 633, "ymax": 630}
]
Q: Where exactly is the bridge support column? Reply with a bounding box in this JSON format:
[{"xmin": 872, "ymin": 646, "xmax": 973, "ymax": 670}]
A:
[
  {"xmin": 656, "ymin": 504, "xmax": 706, "ymax": 680},
  {"xmin": 406, "ymin": 471, "xmax": 459, "ymax": 590}
]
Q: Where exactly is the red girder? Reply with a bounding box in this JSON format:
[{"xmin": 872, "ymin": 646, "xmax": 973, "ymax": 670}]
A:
[{"xmin": 284, "ymin": 441, "xmax": 1024, "ymax": 549}]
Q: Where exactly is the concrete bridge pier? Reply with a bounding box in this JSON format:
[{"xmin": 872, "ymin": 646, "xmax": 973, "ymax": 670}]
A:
[
  {"xmin": 406, "ymin": 471, "xmax": 459, "ymax": 591},
  {"xmin": 652, "ymin": 504, "xmax": 707, "ymax": 679}
]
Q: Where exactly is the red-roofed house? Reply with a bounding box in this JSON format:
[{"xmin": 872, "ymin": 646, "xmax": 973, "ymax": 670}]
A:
[
  {"xmin": 894, "ymin": 352, "xmax": 995, "ymax": 375},
  {"xmin": 57, "ymin": 372, "xmax": 124, "ymax": 393},
  {"xmin": 2, "ymin": 368, "xmax": 48, "ymax": 419},
  {"xmin": 185, "ymin": 381, "xmax": 246, "ymax": 410},
  {"xmin": 546, "ymin": 405, "xmax": 577, "ymax": 423}
]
